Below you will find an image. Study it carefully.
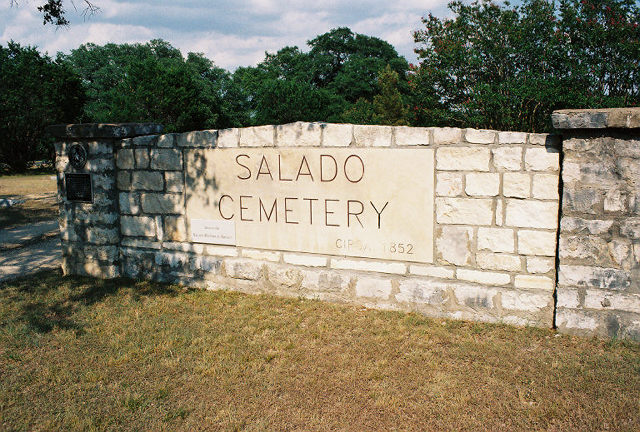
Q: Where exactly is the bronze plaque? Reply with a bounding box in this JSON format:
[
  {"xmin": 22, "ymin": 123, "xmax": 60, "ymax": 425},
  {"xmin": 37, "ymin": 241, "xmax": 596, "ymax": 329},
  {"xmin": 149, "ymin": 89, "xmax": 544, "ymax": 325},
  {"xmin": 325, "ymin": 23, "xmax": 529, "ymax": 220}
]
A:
[{"xmin": 65, "ymin": 173, "xmax": 93, "ymax": 202}]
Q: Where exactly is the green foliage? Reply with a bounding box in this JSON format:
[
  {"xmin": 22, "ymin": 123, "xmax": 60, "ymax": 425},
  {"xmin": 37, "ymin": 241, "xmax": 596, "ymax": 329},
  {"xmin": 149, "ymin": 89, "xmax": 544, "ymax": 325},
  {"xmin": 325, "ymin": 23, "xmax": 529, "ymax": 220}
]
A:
[
  {"xmin": 234, "ymin": 28, "xmax": 409, "ymax": 125},
  {"xmin": 340, "ymin": 65, "xmax": 409, "ymax": 125},
  {"xmin": 61, "ymin": 39, "xmax": 245, "ymax": 132},
  {"xmin": 411, "ymin": 0, "xmax": 640, "ymax": 132},
  {"xmin": 373, "ymin": 65, "xmax": 408, "ymax": 125},
  {"xmin": 0, "ymin": 41, "xmax": 84, "ymax": 171}
]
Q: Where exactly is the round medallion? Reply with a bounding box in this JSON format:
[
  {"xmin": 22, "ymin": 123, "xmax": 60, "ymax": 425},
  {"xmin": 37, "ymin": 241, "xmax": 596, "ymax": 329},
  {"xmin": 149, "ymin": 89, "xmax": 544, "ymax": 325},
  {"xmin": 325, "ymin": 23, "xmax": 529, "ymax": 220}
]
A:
[{"xmin": 69, "ymin": 144, "xmax": 88, "ymax": 170}]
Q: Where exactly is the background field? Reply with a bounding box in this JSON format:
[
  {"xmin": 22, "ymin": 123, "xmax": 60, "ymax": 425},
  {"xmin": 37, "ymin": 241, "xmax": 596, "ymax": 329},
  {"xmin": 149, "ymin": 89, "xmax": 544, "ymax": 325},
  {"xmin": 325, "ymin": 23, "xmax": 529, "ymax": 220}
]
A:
[
  {"xmin": 1, "ymin": 271, "xmax": 638, "ymax": 431},
  {"xmin": 0, "ymin": 173, "xmax": 58, "ymax": 230}
]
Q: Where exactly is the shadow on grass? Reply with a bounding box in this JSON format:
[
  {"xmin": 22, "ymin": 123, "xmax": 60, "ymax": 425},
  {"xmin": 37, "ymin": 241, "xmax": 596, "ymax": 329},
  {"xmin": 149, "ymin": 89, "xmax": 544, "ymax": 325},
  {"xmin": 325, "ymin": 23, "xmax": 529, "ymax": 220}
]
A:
[{"xmin": 1, "ymin": 269, "xmax": 186, "ymax": 337}]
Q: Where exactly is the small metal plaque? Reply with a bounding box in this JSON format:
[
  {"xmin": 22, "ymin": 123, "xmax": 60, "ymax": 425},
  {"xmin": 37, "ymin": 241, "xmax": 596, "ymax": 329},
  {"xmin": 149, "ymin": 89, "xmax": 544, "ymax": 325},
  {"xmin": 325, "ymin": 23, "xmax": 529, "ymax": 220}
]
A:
[
  {"xmin": 69, "ymin": 144, "xmax": 88, "ymax": 169},
  {"xmin": 65, "ymin": 173, "xmax": 93, "ymax": 202},
  {"xmin": 191, "ymin": 218, "xmax": 236, "ymax": 245}
]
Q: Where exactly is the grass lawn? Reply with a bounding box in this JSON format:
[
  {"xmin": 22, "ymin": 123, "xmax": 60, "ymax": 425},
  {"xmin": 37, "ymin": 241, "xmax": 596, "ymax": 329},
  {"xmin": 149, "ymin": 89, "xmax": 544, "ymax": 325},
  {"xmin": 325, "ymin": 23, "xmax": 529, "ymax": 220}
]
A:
[
  {"xmin": 1, "ymin": 271, "xmax": 639, "ymax": 431},
  {"xmin": 0, "ymin": 173, "xmax": 58, "ymax": 230}
]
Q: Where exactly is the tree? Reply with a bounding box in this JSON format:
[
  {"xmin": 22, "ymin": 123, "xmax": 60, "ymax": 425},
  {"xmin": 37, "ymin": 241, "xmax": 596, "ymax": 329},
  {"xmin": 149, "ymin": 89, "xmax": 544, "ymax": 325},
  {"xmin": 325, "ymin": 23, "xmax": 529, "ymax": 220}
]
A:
[
  {"xmin": 60, "ymin": 40, "xmax": 244, "ymax": 132},
  {"xmin": 9, "ymin": 0, "xmax": 99, "ymax": 26},
  {"xmin": 411, "ymin": 0, "xmax": 640, "ymax": 132},
  {"xmin": 234, "ymin": 28, "xmax": 410, "ymax": 125},
  {"xmin": 0, "ymin": 41, "xmax": 84, "ymax": 171}
]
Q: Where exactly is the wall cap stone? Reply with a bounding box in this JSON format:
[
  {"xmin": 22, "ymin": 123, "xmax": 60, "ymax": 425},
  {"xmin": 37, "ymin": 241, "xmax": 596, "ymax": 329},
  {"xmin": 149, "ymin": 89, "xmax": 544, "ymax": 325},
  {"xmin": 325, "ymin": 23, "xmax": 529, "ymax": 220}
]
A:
[
  {"xmin": 552, "ymin": 108, "xmax": 640, "ymax": 130},
  {"xmin": 48, "ymin": 123, "xmax": 164, "ymax": 139}
]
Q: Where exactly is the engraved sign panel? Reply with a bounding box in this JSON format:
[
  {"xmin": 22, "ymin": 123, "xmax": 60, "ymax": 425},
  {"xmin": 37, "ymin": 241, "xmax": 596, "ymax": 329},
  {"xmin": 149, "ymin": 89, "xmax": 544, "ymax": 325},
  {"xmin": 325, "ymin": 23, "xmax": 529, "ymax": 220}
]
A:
[
  {"xmin": 185, "ymin": 148, "xmax": 434, "ymax": 263},
  {"xmin": 65, "ymin": 173, "xmax": 92, "ymax": 202},
  {"xmin": 191, "ymin": 218, "xmax": 236, "ymax": 245}
]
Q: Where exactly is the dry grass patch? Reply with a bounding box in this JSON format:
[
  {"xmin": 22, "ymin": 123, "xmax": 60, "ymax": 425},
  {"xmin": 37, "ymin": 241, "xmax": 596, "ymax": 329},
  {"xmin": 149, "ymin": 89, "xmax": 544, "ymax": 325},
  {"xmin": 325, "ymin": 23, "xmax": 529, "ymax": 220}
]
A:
[
  {"xmin": 1, "ymin": 271, "xmax": 639, "ymax": 431},
  {"xmin": 0, "ymin": 174, "xmax": 58, "ymax": 230}
]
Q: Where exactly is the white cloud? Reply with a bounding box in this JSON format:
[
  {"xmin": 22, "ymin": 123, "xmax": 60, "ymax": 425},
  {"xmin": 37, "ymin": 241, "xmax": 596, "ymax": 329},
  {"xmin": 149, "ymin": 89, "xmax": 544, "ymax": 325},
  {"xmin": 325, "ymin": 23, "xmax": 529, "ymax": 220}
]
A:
[{"xmin": 0, "ymin": 0, "xmax": 450, "ymax": 67}]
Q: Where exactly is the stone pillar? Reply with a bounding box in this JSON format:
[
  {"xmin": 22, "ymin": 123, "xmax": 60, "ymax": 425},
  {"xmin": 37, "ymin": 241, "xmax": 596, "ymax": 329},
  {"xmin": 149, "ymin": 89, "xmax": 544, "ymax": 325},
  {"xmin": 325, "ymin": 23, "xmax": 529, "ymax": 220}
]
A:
[
  {"xmin": 50, "ymin": 123, "xmax": 163, "ymax": 278},
  {"xmin": 552, "ymin": 108, "xmax": 640, "ymax": 340}
]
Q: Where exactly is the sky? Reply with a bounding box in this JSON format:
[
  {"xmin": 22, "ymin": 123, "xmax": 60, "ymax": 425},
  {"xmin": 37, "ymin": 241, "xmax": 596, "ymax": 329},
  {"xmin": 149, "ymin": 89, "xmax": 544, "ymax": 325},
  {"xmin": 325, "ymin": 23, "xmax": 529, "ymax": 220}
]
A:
[{"xmin": 0, "ymin": 0, "xmax": 450, "ymax": 70}]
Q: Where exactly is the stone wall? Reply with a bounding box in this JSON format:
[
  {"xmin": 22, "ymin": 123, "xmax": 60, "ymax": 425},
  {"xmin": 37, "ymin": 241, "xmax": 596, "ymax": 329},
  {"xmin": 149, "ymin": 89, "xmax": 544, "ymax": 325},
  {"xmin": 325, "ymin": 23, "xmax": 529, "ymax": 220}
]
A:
[
  {"xmin": 553, "ymin": 108, "xmax": 640, "ymax": 339},
  {"xmin": 53, "ymin": 121, "xmax": 563, "ymax": 330}
]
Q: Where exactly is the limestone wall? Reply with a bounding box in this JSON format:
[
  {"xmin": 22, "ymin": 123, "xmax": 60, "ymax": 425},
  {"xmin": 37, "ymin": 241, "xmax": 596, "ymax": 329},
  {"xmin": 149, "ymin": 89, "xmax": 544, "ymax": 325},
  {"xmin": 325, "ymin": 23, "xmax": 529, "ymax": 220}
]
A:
[
  {"xmin": 553, "ymin": 109, "xmax": 640, "ymax": 339},
  {"xmin": 53, "ymin": 121, "xmax": 562, "ymax": 329}
]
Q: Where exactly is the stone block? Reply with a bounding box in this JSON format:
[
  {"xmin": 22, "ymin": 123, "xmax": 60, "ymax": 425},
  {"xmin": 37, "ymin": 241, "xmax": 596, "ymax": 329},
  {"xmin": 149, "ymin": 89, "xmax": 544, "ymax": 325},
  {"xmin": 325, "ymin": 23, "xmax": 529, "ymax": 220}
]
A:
[
  {"xmin": 465, "ymin": 173, "xmax": 500, "ymax": 196},
  {"xmin": 283, "ymin": 253, "xmax": 327, "ymax": 267},
  {"xmin": 85, "ymin": 158, "xmax": 115, "ymax": 173},
  {"xmin": 353, "ymin": 125, "xmax": 393, "ymax": 147},
  {"xmin": 177, "ymin": 130, "xmax": 217, "ymax": 147},
  {"xmin": 555, "ymin": 309, "xmax": 599, "ymax": 332},
  {"xmin": 503, "ymin": 173, "xmax": 531, "ymax": 198},
  {"xmin": 240, "ymin": 125, "xmax": 275, "ymax": 147},
  {"xmin": 492, "ymin": 147, "xmax": 523, "ymax": 171},
  {"xmin": 242, "ymin": 249, "xmax": 281, "ymax": 262},
  {"xmin": 435, "ymin": 197, "xmax": 493, "ymax": 225},
  {"xmin": 436, "ymin": 173, "xmax": 463, "ymax": 197},
  {"xmin": 436, "ymin": 226, "xmax": 473, "ymax": 266},
  {"xmin": 452, "ymin": 283, "xmax": 498, "ymax": 309},
  {"xmin": 330, "ymin": 258, "xmax": 406, "ymax": 275},
  {"xmin": 355, "ymin": 276, "xmax": 392, "ymax": 299},
  {"xmin": 163, "ymin": 216, "xmax": 187, "ymax": 242},
  {"xmin": 322, "ymin": 123, "xmax": 353, "ymax": 146},
  {"xmin": 559, "ymin": 235, "xmax": 609, "ymax": 262},
  {"xmin": 121, "ymin": 215, "xmax": 156, "ymax": 237},
  {"xmin": 464, "ymin": 129, "xmax": 495, "ymax": 144},
  {"xmin": 514, "ymin": 275, "xmax": 554, "ymax": 290},
  {"xmin": 584, "ymin": 290, "xmax": 640, "ymax": 314},
  {"xmin": 436, "ymin": 147, "xmax": 490, "ymax": 171},
  {"xmin": 477, "ymin": 227, "xmax": 514, "ymax": 253},
  {"xmin": 604, "ymin": 188, "xmax": 627, "ymax": 212},
  {"xmin": 476, "ymin": 252, "xmax": 522, "ymax": 272},
  {"xmin": 498, "ymin": 132, "xmax": 527, "ymax": 144},
  {"xmin": 150, "ymin": 149, "xmax": 183, "ymax": 170},
  {"xmin": 532, "ymin": 174, "xmax": 559, "ymax": 199},
  {"xmin": 396, "ymin": 280, "xmax": 449, "ymax": 304},
  {"xmin": 165, "ymin": 172, "xmax": 184, "ymax": 193},
  {"xmin": 162, "ymin": 242, "xmax": 204, "ymax": 253},
  {"xmin": 557, "ymin": 290, "xmax": 580, "ymax": 308},
  {"xmin": 518, "ymin": 230, "xmax": 556, "ymax": 256},
  {"xmin": 409, "ymin": 265, "xmax": 455, "ymax": 279},
  {"xmin": 562, "ymin": 188, "xmax": 603, "ymax": 215},
  {"xmin": 266, "ymin": 264, "xmax": 303, "ymax": 287},
  {"xmin": 607, "ymin": 239, "xmax": 633, "ymax": 269},
  {"xmin": 525, "ymin": 147, "xmax": 559, "ymax": 171},
  {"xmin": 621, "ymin": 218, "xmax": 640, "ymax": 240},
  {"xmin": 217, "ymin": 128, "xmax": 239, "ymax": 148},
  {"xmin": 155, "ymin": 251, "xmax": 191, "ymax": 270},
  {"xmin": 300, "ymin": 269, "xmax": 347, "ymax": 292},
  {"xmin": 457, "ymin": 269, "xmax": 510, "ymax": 285},
  {"xmin": 501, "ymin": 291, "xmax": 550, "ymax": 312},
  {"xmin": 204, "ymin": 245, "xmax": 238, "ymax": 257},
  {"xmin": 157, "ymin": 133, "xmax": 176, "ymax": 148},
  {"xmin": 526, "ymin": 257, "xmax": 554, "ymax": 274},
  {"xmin": 135, "ymin": 148, "xmax": 149, "ymax": 168},
  {"xmin": 116, "ymin": 149, "xmax": 134, "ymax": 169},
  {"xmin": 119, "ymin": 192, "xmax": 140, "ymax": 215},
  {"xmin": 394, "ymin": 126, "xmax": 430, "ymax": 145},
  {"xmin": 432, "ymin": 127, "xmax": 462, "ymax": 144},
  {"xmin": 85, "ymin": 227, "xmax": 120, "ymax": 245},
  {"xmin": 191, "ymin": 256, "xmax": 222, "ymax": 273},
  {"xmin": 117, "ymin": 171, "xmax": 131, "ymax": 190},
  {"xmin": 131, "ymin": 171, "xmax": 164, "ymax": 191},
  {"xmin": 140, "ymin": 193, "xmax": 184, "ymax": 214},
  {"xmin": 225, "ymin": 258, "xmax": 263, "ymax": 280},
  {"xmin": 505, "ymin": 200, "xmax": 558, "ymax": 229},
  {"xmin": 558, "ymin": 265, "xmax": 631, "ymax": 290},
  {"xmin": 120, "ymin": 238, "xmax": 162, "ymax": 250},
  {"xmin": 277, "ymin": 122, "xmax": 322, "ymax": 147}
]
